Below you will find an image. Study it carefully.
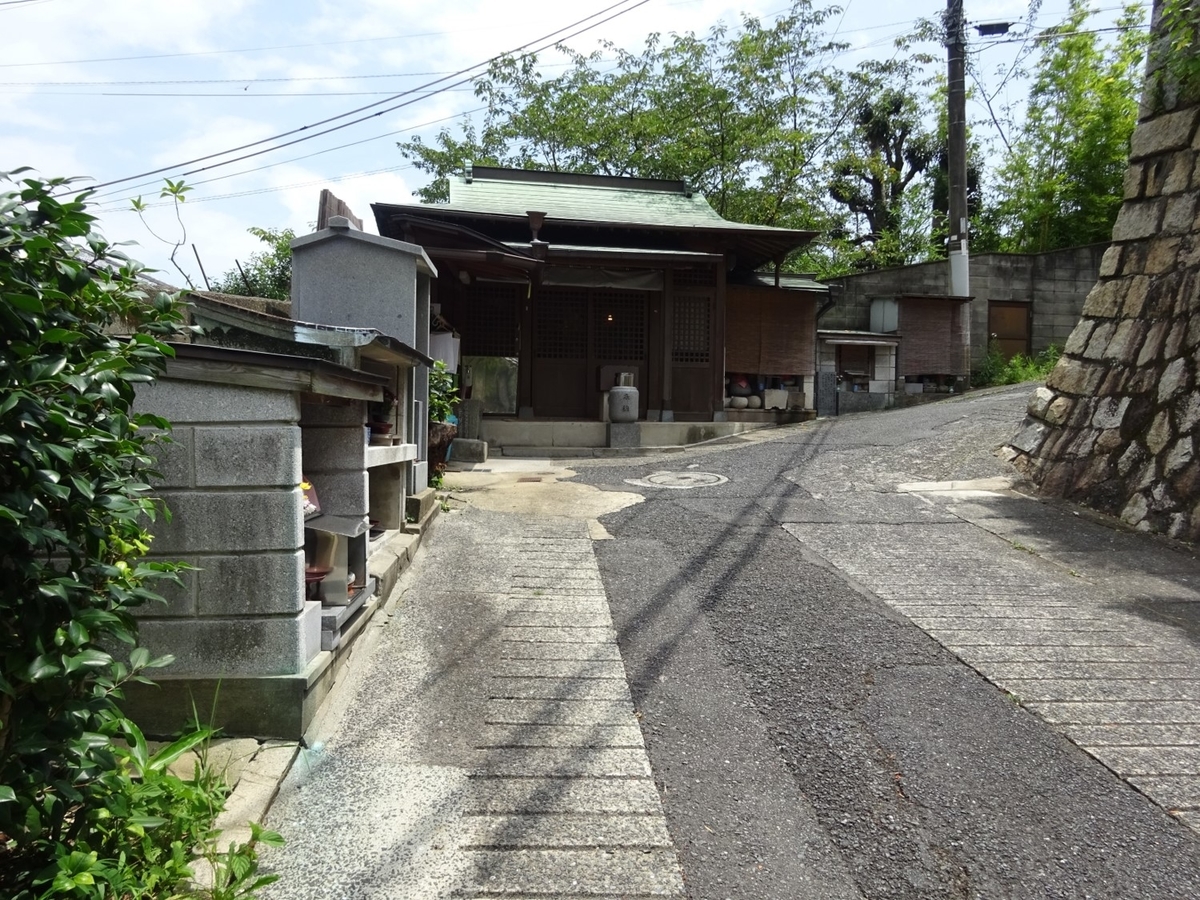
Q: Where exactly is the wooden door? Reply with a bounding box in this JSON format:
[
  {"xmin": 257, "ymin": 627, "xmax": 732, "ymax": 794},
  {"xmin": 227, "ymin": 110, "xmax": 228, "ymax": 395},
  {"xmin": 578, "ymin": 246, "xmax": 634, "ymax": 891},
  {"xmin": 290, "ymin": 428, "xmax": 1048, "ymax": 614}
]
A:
[
  {"xmin": 532, "ymin": 287, "xmax": 648, "ymax": 418},
  {"xmin": 533, "ymin": 288, "xmax": 589, "ymax": 417},
  {"xmin": 989, "ymin": 301, "xmax": 1032, "ymax": 359},
  {"xmin": 590, "ymin": 290, "xmax": 648, "ymax": 418}
]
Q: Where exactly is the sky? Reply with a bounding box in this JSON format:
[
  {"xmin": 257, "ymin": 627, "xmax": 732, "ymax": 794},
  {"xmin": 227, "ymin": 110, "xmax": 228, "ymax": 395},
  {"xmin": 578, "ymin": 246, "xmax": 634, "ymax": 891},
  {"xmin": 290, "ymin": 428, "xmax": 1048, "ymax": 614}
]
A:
[{"xmin": 3, "ymin": 0, "xmax": 1132, "ymax": 287}]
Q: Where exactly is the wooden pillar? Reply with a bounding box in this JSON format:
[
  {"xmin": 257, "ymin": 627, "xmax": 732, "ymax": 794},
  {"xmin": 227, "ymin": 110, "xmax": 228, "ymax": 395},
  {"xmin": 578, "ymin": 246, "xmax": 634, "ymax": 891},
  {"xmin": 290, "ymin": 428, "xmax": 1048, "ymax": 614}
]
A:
[
  {"xmin": 517, "ymin": 281, "xmax": 534, "ymax": 418},
  {"xmin": 647, "ymin": 274, "xmax": 664, "ymax": 422},
  {"xmin": 661, "ymin": 269, "xmax": 674, "ymax": 423},
  {"xmin": 712, "ymin": 260, "xmax": 728, "ymax": 420}
]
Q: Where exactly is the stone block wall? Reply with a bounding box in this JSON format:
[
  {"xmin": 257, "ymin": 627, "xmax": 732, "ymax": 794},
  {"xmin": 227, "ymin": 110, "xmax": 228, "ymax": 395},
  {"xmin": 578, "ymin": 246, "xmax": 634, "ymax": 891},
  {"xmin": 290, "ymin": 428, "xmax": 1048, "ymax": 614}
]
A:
[
  {"xmin": 1008, "ymin": 14, "xmax": 1200, "ymax": 539},
  {"xmin": 300, "ymin": 399, "xmax": 369, "ymax": 521}
]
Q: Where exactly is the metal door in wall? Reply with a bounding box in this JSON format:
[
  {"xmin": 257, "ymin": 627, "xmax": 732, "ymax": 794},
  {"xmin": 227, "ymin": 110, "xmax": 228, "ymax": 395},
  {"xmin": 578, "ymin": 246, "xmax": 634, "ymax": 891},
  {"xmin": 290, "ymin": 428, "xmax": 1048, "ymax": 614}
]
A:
[{"xmin": 988, "ymin": 301, "xmax": 1032, "ymax": 360}]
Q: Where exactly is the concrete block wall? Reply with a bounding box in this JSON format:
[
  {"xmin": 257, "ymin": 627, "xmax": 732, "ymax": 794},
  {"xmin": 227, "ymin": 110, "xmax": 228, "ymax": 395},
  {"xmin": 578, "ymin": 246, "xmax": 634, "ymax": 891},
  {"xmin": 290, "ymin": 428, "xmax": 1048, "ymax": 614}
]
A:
[
  {"xmin": 873, "ymin": 345, "xmax": 897, "ymax": 382},
  {"xmin": 300, "ymin": 399, "xmax": 369, "ymax": 520},
  {"xmin": 824, "ymin": 262, "xmax": 946, "ymax": 331},
  {"xmin": 1029, "ymin": 244, "xmax": 1109, "ymax": 353},
  {"xmin": 827, "ymin": 246, "xmax": 1104, "ymax": 370},
  {"xmin": 136, "ymin": 378, "xmax": 319, "ymax": 678},
  {"xmin": 817, "ymin": 343, "xmax": 838, "ymax": 373},
  {"xmin": 1009, "ymin": 20, "xmax": 1200, "ymax": 541}
]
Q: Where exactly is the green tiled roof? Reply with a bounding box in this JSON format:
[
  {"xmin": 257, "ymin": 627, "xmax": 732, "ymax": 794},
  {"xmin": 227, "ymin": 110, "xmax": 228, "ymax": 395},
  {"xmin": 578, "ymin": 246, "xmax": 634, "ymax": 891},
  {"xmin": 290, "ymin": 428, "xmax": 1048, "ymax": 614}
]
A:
[
  {"xmin": 419, "ymin": 167, "xmax": 806, "ymax": 236},
  {"xmin": 445, "ymin": 168, "xmax": 765, "ymax": 230},
  {"xmin": 372, "ymin": 166, "xmax": 818, "ymax": 272}
]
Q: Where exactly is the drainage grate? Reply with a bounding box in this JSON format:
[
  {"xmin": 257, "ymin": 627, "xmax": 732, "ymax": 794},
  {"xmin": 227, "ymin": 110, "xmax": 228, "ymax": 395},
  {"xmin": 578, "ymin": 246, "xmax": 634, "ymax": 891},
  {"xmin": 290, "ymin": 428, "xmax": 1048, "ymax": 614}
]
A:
[{"xmin": 517, "ymin": 477, "xmax": 542, "ymax": 483}]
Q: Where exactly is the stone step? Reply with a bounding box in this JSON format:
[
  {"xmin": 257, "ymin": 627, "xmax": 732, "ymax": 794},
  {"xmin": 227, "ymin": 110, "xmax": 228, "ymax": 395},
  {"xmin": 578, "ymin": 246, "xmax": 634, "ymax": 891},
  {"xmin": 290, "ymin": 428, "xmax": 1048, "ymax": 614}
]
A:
[
  {"xmin": 489, "ymin": 677, "xmax": 632, "ymax": 702},
  {"xmin": 477, "ymin": 724, "xmax": 645, "ymax": 749},
  {"xmin": 476, "ymin": 748, "xmax": 651, "ymax": 778}
]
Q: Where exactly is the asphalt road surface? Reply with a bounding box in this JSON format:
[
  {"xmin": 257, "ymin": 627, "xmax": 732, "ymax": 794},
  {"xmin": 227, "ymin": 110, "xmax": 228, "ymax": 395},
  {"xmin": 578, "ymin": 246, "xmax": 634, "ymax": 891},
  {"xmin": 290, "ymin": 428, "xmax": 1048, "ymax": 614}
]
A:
[{"xmin": 572, "ymin": 386, "xmax": 1200, "ymax": 899}]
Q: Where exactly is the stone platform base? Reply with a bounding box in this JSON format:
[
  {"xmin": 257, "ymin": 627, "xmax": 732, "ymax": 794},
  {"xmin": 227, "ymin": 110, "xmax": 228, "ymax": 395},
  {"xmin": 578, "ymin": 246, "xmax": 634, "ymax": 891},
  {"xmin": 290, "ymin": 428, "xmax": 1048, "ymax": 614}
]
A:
[{"xmin": 125, "ymin": 519, "xmax": 436, "ymax": 740}]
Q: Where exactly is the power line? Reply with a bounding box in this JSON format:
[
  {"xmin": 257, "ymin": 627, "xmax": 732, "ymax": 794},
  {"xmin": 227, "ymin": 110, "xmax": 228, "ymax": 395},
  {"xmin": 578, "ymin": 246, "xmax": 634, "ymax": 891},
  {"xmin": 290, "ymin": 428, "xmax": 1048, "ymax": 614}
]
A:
[
  {"xmin": 1, "ymin": 55, "xmax": 603, "ymax": 88},
  {"xmin": 974, "ymin": 23, "xmax": 1146, "ymax": 52},
  {"xmin": 4, "ymin": 89, "xmax": 476, "ymax": 98},
  {"xmin": 76, "ymin": 0, "xmax": 650, "ymax": 195},
  {"xmin": 92, "ymin": 106, "xmax": 489, "ymax": 207},
  {"xmin": 2, "ymin": 72, "xmax": 454, "ymax": 87},
  {"xmin": 107, "ymin": 165, "xmax": 417, "ymax": 209},
  {"xmin": 0, "ymin": 23, "xmax": 543, "ymax": 68}
]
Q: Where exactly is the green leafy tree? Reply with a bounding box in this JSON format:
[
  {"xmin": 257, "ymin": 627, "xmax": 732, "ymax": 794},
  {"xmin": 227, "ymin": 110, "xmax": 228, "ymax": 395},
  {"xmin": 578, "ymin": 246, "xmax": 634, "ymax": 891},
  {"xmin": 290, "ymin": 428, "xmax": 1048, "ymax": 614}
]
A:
[
  {"xmin": 399, "ymin": 1, "xmax": 844, "ymax": 235},
  {"xmin": 0, "ymin": 172, "xmax": 281, "ymax": 897},
  {"xmin": 986, "ymin": 0, "xmax": 1148, "ymax": 252},
  {"xmin": 824, "ymin": 51, "xmax": 943, "ymax": 268},
  {"xmin": 212, "ymin": 226, "xmax": 295, "ymax": 300},
  {"xmin": 427, "ymin": 360, "xmax": 459, "ymax": 424}
]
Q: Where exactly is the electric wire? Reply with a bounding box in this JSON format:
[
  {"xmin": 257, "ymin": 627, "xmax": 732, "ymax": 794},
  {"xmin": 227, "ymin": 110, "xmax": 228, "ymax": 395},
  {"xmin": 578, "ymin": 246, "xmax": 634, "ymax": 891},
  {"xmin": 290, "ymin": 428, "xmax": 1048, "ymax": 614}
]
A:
[
  {"xmin": 75, "ymin": 0, "xmax": 650, "ymax": 195},
  {"xmin": 110, "ymin": 165, "xmax": 417, "ymax": 210},
  {"xmin": 0, "ymin": 23, "xmax": 548, "ymax": 68},
  {"xmin": 91, "ymin": 105, "xmax": 489, "ymax": 207}
]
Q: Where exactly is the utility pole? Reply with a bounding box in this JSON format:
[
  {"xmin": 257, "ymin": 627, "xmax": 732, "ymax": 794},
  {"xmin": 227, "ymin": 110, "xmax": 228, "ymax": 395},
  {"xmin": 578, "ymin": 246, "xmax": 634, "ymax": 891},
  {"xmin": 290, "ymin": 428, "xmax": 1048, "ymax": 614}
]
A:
[{"xmin": 946, "ymin": 0, "xmax": 970, "ymax": 296}]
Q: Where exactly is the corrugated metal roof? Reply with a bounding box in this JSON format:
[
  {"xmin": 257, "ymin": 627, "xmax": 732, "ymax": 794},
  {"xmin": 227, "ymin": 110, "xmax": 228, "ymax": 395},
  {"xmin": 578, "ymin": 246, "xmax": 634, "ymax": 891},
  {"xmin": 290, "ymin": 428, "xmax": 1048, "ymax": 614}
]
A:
[{"xmin": 738, "ymin": 272, "xmax": 829, "ymax": 292}]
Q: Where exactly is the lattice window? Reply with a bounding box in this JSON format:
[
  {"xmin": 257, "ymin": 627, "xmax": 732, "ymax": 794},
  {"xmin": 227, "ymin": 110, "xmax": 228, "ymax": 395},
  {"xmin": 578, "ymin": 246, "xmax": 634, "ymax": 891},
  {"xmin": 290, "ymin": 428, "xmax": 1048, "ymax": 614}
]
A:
[
  {"xmin": 593, "ymin": 291, "xmax": 646, "ymax": 361},
  {"xmin": 535, "ymin": 289, "xmax": 588, "ymax": 359},
  {"xmin": 459, "ymin": 283, "xmax": 520, "ymax": 357},
  {"xmin": 673, "ymin": 294, "xmax": 711, "ymax": 364},
  {"xmin": 673, "ymin": 265, "xmax": 716, "ymax": 288}
]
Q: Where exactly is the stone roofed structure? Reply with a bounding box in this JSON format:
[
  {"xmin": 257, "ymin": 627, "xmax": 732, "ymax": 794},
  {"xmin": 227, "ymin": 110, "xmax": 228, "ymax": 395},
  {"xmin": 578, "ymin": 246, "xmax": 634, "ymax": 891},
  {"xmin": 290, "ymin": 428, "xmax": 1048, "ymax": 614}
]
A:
[{"xmin": 1007, "ymin": 0, "xmax": 1200, "ymax": 539}]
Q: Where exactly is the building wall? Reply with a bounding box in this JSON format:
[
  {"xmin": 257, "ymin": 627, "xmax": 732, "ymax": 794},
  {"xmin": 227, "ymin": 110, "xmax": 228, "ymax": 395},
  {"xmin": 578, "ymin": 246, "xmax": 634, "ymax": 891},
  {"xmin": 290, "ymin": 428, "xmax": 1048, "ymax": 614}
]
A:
[
  {"xmin": 897, "ymin": 299, "xmax": 971, "ymax": 378},
  {"xmin": 826, "ymin": 245, "xmax": 1106, "ymax": 369}
]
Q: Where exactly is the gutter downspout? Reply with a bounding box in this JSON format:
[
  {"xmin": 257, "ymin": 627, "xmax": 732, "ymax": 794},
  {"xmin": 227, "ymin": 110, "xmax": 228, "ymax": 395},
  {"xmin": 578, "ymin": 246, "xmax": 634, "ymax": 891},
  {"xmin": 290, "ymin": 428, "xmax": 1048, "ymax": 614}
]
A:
[{"xmin": 817, "ymin": 284, "xmax": 841, "ymax": 321}]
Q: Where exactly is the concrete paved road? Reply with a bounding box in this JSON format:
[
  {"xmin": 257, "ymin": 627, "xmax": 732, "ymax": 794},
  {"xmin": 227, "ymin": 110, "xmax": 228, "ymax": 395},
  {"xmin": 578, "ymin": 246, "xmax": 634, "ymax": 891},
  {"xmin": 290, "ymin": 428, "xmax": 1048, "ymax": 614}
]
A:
[{"xmin": 571, "ymin": 385, "xmax": 1200, "ymax": 899}]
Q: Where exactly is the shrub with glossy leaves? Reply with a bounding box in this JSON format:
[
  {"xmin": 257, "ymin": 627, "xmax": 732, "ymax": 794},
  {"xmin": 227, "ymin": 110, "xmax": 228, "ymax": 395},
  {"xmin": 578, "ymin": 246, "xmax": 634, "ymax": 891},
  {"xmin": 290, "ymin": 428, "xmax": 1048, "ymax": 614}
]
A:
[{"xmin": 0, "ymin": 171, "xmax": 213, "ymax": 896}]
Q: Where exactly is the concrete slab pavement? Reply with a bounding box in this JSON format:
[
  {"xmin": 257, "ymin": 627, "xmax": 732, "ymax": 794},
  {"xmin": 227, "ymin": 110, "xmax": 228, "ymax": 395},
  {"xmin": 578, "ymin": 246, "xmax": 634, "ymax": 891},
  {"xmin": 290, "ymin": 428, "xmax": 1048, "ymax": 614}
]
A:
[
  {"xmin": 783, "ymin": 472, "xmax": 1200, "ymax": 835},
  {"xmin": 259, "ymin": 501, "xmax": 685, "ymax": 898},
  {"xmin": 254, "ymin": 386, "xmax": 1200, "ymax": 897}
]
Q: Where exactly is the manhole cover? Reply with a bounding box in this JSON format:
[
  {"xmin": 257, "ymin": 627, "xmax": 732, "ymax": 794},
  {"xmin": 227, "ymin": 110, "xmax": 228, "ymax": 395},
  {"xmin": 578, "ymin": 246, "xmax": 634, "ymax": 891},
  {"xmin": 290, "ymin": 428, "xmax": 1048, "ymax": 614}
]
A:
[{"xmin": 624, "ymin": 471, "xmax": 729, "ymax": 489}]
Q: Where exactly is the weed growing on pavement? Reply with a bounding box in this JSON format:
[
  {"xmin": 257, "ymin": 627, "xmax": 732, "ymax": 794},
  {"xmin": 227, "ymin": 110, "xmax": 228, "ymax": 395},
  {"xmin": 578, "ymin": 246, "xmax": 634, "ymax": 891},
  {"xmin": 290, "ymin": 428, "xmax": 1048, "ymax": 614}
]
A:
[{"xmin": 973, "ymin": 339, "xmax": 1062, "ymax": 387}]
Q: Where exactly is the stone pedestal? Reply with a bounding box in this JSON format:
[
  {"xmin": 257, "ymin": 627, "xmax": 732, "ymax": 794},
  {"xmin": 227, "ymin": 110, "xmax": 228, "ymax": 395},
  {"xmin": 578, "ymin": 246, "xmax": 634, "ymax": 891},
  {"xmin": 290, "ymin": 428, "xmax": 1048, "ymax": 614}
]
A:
[
  {"xmin": 458, "ymin": 398, "xmax": 484, "ymax": 440},
  {"xmin": 607, "ymin": 423, "xmax": 640, "ymax": 448}
]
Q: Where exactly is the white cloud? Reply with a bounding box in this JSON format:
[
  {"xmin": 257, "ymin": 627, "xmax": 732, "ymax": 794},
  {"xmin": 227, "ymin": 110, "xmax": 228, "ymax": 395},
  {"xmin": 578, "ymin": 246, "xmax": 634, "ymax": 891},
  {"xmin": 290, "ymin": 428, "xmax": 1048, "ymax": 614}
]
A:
[{"xmin": 11, "ymin": 0, "xmax": 1078, "ymax": 287}]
